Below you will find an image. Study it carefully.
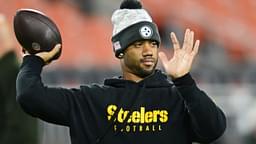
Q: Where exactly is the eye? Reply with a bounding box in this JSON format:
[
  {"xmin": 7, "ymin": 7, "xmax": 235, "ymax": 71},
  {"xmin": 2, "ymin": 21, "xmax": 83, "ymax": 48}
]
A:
[
  {"xmin": 133, "ymin": 41, "xmax": 143, "ymax": 48},
  {"xmin": 151, "ymin": 41, "xmax": 158, "ymax": 48}
]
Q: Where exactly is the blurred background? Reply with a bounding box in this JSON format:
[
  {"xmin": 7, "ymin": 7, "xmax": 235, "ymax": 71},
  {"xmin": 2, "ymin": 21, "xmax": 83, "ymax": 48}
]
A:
[{"xmin": 1, "ymin": 0, "xmax": 256, "ymax": 143}]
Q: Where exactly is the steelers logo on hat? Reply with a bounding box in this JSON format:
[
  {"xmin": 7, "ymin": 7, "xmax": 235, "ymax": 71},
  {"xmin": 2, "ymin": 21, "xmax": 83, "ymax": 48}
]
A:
[{"xmin": 140, "ymin": 25, "xmax": 153, "ymax": 39}]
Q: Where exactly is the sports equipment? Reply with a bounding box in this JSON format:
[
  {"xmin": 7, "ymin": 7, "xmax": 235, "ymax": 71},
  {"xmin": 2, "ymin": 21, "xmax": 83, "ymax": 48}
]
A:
[{"xmin": 13, "ymin": 8, "xmax": 62, "ymax": 60}]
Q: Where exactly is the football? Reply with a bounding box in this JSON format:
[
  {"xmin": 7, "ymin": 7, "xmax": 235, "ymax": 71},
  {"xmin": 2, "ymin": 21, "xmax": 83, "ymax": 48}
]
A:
[{"xmin": 13, "ymin": 8, "xmax": 62, "ymax": 61}]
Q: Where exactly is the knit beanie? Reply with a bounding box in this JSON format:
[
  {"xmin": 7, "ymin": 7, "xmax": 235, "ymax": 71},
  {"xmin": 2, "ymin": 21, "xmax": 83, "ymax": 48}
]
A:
[{"xmin": 111, "ymin": 0, "xmax": 161, "ymax": 58}]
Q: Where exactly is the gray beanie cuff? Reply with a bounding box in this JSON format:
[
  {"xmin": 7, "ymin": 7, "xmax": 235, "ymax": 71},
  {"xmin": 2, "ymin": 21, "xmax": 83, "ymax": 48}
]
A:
[{"xmin": 112, "ymin": 21, "xmax": 161, "ymax": 58}]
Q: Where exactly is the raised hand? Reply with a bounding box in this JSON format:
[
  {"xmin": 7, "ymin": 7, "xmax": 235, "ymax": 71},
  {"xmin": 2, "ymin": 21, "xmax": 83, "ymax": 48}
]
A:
[{"xmin": 159, "ymin": 29, "xmax": 200, "ymax": 79}]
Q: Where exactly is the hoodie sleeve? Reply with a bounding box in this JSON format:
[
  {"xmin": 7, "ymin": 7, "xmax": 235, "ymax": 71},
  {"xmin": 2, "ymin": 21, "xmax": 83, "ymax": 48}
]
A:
[
  {"xmin": 16, "ymin": 55, "xmax": 79, "ymax": 126},
  {"xmin": 173, "ymin": 73, "xmax": 226, "ymax": 143}
]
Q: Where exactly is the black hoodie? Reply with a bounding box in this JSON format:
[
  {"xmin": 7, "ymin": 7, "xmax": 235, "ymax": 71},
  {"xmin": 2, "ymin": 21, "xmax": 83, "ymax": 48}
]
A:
[{"xmin": 16, "ymin": 55, "xmax": 226, "ymax": 144}]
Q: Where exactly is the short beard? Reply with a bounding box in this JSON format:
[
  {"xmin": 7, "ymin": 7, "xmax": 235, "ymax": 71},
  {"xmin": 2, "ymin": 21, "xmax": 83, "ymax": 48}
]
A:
[{"xmin": 130, "ymin": 60, "xmax": 158, "ymax": 78}]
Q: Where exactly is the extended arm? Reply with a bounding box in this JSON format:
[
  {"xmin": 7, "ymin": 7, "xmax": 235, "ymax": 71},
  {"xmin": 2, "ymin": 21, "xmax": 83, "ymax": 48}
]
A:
[{"xmin": 16, "ymin": 53, "xmax": 78, "ymax": 126}]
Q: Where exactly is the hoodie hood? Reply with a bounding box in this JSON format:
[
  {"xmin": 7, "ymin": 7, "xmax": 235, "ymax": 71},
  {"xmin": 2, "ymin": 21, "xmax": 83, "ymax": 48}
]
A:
[{"xmin": 104, "ymin": 70, "xmax": 172, "ymax": 88}]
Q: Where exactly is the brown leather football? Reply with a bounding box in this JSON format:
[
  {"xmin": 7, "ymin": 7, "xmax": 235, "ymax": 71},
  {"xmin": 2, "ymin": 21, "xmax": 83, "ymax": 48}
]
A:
[{"xmin": 13, "ymin": 8, "xmax": 62, "ymax": 61}]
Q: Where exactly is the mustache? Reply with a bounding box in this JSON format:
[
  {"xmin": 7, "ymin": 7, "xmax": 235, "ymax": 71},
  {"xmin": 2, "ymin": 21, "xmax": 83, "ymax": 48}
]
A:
[{"xmin": 140, "ymin": 57, "xmax": 156, "ymax": 63}]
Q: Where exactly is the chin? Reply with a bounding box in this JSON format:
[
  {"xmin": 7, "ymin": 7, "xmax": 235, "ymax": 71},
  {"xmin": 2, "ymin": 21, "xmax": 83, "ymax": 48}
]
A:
[
  {"xmin": 137, "ymin": 68, "xmax": 155, "ymax": 78},
  {"xmin": 139, "ymin": 64, "xmax": 157, "ymax": 77}
]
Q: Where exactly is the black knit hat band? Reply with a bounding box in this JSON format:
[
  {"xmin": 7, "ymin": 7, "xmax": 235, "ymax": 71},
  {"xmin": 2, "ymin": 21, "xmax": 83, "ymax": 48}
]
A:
[{"xmin": 112, "ymin": 21, "xmax": 161, "ymax": 58}]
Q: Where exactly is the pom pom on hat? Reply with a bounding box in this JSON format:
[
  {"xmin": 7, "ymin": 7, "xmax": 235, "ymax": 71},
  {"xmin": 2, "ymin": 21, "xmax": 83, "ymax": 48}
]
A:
[
  {"xmin": 111, "ymin": 0, "xmax": 161, "ymax": 58},
  {"xmin": 120, "ymin": 0, "xmax": 142, "ymax": 9}
]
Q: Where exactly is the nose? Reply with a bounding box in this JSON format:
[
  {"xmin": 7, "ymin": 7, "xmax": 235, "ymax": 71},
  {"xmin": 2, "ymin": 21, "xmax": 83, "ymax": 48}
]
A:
[{"xmin": 142, "ymin": 42, "xmax": 153, "ymax": 56}]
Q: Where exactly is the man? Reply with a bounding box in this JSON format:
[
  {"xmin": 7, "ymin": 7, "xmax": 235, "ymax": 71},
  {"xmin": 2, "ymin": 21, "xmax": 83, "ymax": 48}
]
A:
[
  {"xmin": 16, "ymin": 0, "xmax": 226, "ymax": 144},
  {"xmin": 0, "ymin": 14, "xmax": 38, "ymax": 144}
]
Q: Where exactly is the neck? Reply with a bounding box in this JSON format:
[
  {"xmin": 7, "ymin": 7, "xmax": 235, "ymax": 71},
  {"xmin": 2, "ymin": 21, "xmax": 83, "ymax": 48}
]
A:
[
  {"xmin": 123, "ymin": 71, "xmax": 144, "ymax": 82},
  {"xmin": 123, "ymin": 70, "xmax": 156, "ymax": 83}
]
